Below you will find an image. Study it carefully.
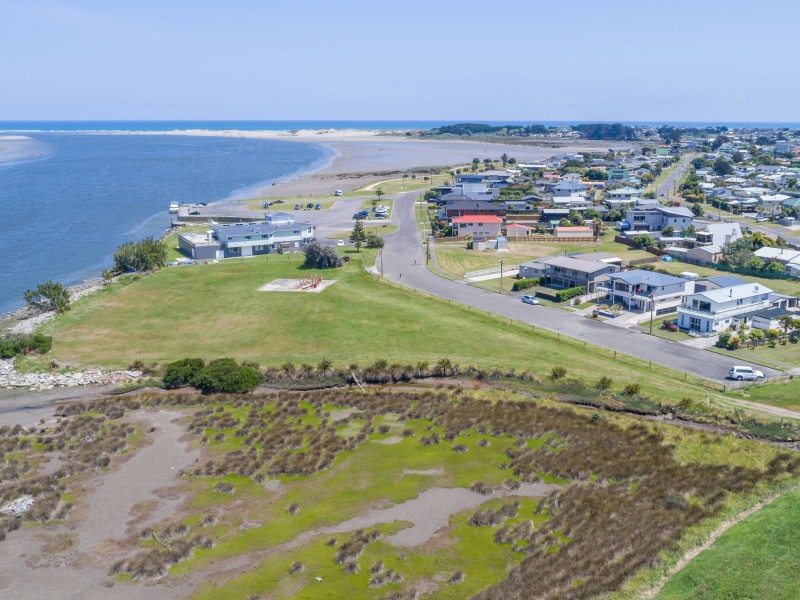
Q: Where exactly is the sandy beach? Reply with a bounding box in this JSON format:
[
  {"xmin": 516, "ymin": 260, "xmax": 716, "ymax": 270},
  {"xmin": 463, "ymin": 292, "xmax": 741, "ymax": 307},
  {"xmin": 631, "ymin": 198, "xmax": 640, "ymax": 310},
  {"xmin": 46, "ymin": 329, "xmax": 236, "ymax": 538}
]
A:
[
  {"xmin": 0, "ymin": 135, "xmax": 49, "ymax": 165},
  {"xmin": 128, "ymin": 129, "xmax": 636, "ymax": 200}
]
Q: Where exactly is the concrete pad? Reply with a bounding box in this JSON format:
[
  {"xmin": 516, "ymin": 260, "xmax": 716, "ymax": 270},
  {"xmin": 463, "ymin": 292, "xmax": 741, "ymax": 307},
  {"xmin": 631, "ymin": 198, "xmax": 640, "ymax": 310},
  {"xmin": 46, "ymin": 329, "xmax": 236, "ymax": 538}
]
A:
[{"xmin": 257, "ymin": 278, "xmax": 336, "ymax": 293}]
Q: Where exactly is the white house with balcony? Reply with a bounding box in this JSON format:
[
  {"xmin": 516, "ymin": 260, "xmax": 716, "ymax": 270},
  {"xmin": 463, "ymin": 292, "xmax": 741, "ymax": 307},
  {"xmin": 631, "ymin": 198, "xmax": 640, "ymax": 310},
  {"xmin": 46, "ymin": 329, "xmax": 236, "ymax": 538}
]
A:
[
  {"xmin": 596, "ymin": 270, "xmax": 694, "ymax": 316},
  {"xmin": 677, "ymin": 283, "xmax": 774, "ymax": 334}
]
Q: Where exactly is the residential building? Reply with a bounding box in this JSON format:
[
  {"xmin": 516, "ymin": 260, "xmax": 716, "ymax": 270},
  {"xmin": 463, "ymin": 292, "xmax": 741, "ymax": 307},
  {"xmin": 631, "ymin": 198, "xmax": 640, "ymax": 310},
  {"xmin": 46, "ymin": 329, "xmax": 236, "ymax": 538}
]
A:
[
  {"xmin": 179, "ymin": 219, "xmax": 316, "ymax": 259},
  {"xmin": 597, "ymin": 270, "xmax": 694, "ymax": 315},
  {"xmin": 451, "ymin": 215, "xmax": 503, "ymax": 237},
  {"xmin": 677, "ymin": 283, "xmax": 774, "ymax": 333},
  {"xmin": 443, "ymin": 200, "xmax": 504, "ymax": 219},
  {"xmin": 624, "ymin": 205, "xmax": 694, "ymax": 232},
  {"xmin": 543, "ymin": 256, "xmax": 619, "ymax": 291},
  {"xmin": 685, "ymin": 244, "xmax": 723, "ymax": 266},
  {"xmin": 607, "ymin": 168, "xmax": 630, "ymax": 181},
  {"xmin": 750, "ymin": 307, "xmax": 796, "ymax": 332}
]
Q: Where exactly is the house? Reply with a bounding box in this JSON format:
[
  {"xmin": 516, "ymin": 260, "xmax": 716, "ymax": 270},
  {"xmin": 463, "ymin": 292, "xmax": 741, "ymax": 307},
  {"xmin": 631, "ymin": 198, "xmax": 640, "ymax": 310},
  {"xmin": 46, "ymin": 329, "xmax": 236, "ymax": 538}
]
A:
[
  {"xmin": 553, "ymin": 226, "xmax": 593, "ymax": 239},
  {"xmin": 624, "ymin": 205, "xmax": 694, "ymax": 232},
  {"xmin": 692, "ymin": 222, "xmax": 742, "ymax": 246},
  {"xmin": 451, "ymin": 215, "xmax": 503, "ymax": 237},
  {"xmin": 750, "ymin": 307, "xmax": 796, "ymax": 332},
  {"xmin": 677, "ymin": 283, "xmax": 774, "ymax": 333},
  {"xmin": 443, "ymin": 200, "xmax": 504, "ymax": 219},
  {"xmin": 754, "ymin": 247, "xmax": 800, "ymax": 276},
  {"xmin": 685, "ymin": 244, "xmax": 723, "ymax": 266},
  {"xmin": 552, "ymin": 180, "xmax": 588, "ymax": 198},
  {"xmin": 596, "ymin": 270, "xmax": 694, "ymax": 315},
  {"xmin": 211, "ymin": 220, "xmax": 315, "ymax": 258},
  {"xmin": 178, "ymin": 230, "xmax": 222, "ymax": 260},
  {"xmin": 607, "ymin": 168, "xmax": 630, "ymax": 181},
  {"xmin": 544, "ymin": 256, "xmax": 619, "ymax": 291},
  {"xmin": 263, "ymin": 211, "xmax": 296, "ymax": 225}
]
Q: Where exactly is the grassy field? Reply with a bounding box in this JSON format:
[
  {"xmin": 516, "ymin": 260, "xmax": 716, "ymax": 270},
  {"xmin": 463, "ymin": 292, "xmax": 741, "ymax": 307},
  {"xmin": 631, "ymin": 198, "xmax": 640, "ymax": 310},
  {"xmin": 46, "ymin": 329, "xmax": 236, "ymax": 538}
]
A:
[
  {"xmin": 433, "ymin": 238, "xmax": 639, "ymax": 279},
  {"xmin": 325, "ymin": 224, "xmax": 398, "ymax": 239},
  {"xmin": 724, "ymin": 378, "xmax": 800, "ymax": 411},
  {"xmin": 656, "ymin": 491, "xmax": 800, "ymax": 600},
  {"xmin": 44, "ymin": 250, "xmax": 739, "ymax": 403}
]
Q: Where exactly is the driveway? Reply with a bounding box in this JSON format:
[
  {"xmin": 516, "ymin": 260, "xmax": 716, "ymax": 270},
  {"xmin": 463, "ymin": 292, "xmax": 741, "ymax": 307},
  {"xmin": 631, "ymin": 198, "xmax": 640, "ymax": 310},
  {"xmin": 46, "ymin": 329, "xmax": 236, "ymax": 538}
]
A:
[{"xmin": 379, "ymin": 192, "xmax": 780, "ymax": 384}]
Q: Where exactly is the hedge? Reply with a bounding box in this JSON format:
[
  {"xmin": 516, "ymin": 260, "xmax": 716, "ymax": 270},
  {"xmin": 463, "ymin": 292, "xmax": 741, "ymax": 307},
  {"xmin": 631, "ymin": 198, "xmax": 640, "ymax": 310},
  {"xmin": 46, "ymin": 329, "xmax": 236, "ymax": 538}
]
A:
[
  {"xmin": 512, "ymin": 277, "xmax": 540, "ymax": 292},
  {"xmin": 553, "ymin": 286, "xmax": 586, "ymax": 302}
]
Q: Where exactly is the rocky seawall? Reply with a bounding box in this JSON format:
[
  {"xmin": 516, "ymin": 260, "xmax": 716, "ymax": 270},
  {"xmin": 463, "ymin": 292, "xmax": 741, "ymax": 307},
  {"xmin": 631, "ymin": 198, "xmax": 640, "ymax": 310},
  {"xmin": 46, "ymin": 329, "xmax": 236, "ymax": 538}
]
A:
[{"xmin": 0, "ymin": 359, "xmax": 140, "ymax": 391}]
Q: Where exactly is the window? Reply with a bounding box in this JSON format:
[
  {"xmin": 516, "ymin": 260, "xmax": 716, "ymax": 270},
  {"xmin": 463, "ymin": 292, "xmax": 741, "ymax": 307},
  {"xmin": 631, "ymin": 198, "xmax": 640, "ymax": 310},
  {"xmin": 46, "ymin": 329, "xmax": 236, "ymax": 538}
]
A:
[{"xmin": 245, "ymin": 235, "xmax": 252, "ymax": 240}]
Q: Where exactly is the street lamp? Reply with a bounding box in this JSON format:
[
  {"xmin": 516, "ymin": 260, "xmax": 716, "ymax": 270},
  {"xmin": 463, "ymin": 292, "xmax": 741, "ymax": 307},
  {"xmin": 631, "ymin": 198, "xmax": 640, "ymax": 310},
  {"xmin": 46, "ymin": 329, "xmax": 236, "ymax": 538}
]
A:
[
  {"xmin": 649, "ymin": 288, "xmax": 657, "ymax": 335},
  {"xmin": 500, "ymin": 259, "xmax": 504, "ymax": 295}
]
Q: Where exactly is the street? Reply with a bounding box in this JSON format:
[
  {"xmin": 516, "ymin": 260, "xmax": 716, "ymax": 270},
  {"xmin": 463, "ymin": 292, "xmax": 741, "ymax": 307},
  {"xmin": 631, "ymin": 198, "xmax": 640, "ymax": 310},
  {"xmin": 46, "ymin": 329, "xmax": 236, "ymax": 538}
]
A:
[{"xmin": 379, "ymin": 191, "xmax": 781, "ymax": 384}]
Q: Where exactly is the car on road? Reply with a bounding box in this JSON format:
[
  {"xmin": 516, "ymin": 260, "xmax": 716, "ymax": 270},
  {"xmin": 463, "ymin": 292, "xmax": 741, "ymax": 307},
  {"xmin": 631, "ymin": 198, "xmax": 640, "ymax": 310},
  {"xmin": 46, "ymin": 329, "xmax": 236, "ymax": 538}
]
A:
[
  {"xmin": 728, "ymin": 365, "xmax": 765, "ymax": 381},
  {"xmin": 337, "ymin": 239, "xmax": 345, "ymax": 246},
  {"xmin": 756, "ymin": 216, "xmax": 768, "ymax": 222},
  {"xmin": 521, "ymin": 295, "xmax": 540, "ymax": 305}
]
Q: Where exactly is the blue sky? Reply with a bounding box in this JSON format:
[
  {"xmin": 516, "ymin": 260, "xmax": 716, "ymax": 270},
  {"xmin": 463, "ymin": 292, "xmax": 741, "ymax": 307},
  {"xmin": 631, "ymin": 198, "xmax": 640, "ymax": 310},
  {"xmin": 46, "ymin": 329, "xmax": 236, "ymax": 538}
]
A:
[{"xmin": 1, "ymin": 0, "xmax": 797, "ymax": 121}]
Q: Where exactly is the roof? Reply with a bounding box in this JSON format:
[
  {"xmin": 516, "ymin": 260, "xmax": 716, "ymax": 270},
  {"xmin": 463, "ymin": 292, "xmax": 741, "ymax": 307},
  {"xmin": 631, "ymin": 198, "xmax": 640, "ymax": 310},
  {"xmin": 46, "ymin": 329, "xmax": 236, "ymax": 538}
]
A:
[
  {"xmin": 445, "ymin": 200, "xmax": 500, "ymax": 211},
  {"xmin": 554, "ymin": 181, "xmax": 588, "ymax": 190},
  {"xmin": 754, "ymin": 247, "xmax": 800, "ymax": 262},
  {"xmin": 693, "ymin": 282, "xmax": 773, "ymax": 303},
  {"xmin": 506, "ymin": 223, "xmax": 531, "ymax": 229},
  {"xmin": 546, "ymin": 256, "xmax": 614, "ymax": 274},
  {"xmin": 452, "ymin": 215, "xmax": 503, "ymax": 224},
  {"xmin": 570, "ymin": 252, "xmax": 621, "ymax": 263},
  {"xmin": 607, "ymin": 269, "xmax": 687, "ymax": 287},
  {"xmin": 214, "ymin": 220, "xmax": 313, "ymax": 237},
  {"xmin": 554, "ymin": 226, "xmax": 593, "ymax": 232},
  {"xmin": 658, "ymin": 205, "xmax": 694, "ymax": 217},
  {"xmin": 701, "ymin": 275, "xmax": 748, "ymax": 288},
  {"xmin": 751, "ymin": 307, "xmax": 795, "ymax": 320},
  {"xmin": 688, "ymin": 244, "xmax": 723, "ymax": 255}
]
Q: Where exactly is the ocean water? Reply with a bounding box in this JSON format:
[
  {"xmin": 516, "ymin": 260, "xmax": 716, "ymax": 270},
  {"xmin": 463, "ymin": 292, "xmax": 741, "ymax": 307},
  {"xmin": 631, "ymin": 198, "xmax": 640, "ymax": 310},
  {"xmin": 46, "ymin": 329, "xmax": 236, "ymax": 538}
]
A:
[{"xmin": 0, "ymin": 133, "xmax": 330, "ymax": 315}]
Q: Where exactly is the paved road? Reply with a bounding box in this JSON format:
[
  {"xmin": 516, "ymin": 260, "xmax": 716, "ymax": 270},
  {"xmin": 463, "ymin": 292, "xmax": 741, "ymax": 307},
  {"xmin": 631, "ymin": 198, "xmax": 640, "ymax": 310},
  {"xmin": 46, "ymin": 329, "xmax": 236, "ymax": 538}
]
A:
[
  {"xmin": 380, "ymin": 192, "xmax": 780, "ymax": 384},
  {"xmin": 657, "ymin": 154, "xmax": 693, "ymax": 199}
]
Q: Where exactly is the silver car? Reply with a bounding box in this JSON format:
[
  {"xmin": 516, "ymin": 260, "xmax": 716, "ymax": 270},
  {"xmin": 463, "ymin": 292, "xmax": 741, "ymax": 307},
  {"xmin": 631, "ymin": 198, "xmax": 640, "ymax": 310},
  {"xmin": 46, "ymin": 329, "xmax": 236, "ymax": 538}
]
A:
[{"xmin": 728, "ymin": 366, "xmax": 765, "ymax": 381}]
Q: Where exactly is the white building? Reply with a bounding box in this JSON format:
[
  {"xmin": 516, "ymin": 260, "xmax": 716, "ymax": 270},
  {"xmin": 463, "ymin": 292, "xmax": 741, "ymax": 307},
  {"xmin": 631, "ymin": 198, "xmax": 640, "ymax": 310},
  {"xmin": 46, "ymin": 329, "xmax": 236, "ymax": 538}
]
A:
[{"xmin": 677, "ymin": 283, "xmax": 774, "ymax": 334}]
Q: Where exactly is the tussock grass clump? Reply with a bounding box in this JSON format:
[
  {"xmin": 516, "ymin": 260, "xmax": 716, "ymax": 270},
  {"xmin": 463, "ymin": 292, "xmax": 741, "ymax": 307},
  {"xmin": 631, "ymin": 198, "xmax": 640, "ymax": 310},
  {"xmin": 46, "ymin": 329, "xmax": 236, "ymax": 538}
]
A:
[
  {"xmin": 213, "ymin": 482, "xmax": 234, "ymax": 494},
  {"xmin": 289, "ymin": 561, "xmax": 304, "ymax": 574},
  {"xmin": 286, "ymin": 503, "xmax": 300, "ymax": 515},
  {"xmin": 449, "ymin": 571, "xmax": 465, "ymax": 584}
]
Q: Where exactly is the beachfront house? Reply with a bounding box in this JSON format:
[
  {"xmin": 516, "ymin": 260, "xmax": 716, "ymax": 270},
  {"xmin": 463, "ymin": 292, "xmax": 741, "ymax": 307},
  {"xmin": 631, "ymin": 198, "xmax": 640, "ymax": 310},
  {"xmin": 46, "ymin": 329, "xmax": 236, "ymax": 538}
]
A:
[
  {"xmin": 178, "ymin": 219, "xmax": 315, "ymax": 259},
  {"xmin": 677, "ymin": 282, "xmax": 774, "ymax": 334}
]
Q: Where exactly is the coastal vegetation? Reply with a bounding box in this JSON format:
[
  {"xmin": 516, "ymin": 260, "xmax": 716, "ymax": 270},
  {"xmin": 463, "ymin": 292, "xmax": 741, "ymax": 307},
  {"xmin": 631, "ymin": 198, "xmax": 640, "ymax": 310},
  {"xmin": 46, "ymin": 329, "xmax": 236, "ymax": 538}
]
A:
[
  {"xmin": 4, "ymin": 388, "xmax": 796, "ymax": 599},
  {"xmin": 0, "ymin": 332, "xmax": 53, "ymax": 359},
  {"xmin": 421, "ymin": 122, "xmax": 637, "ymax": 140},
  {"xmin": 112, "ymin": 236, "xmax": 168, "ymax": 274},
  {"xmin": 23, "ymin": 280, "xmax": 70, "ymax": 314}
]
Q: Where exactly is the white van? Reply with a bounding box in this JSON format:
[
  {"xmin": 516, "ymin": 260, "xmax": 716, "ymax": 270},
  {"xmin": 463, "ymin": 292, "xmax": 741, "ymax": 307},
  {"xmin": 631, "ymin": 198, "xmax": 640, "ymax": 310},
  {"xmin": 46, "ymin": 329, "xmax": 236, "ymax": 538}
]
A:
[
  {"xmin": 334, "ymin": 190, "xmax": 343, "ymax": 196},
  {"xmin": 728, "ymin": 366, "xmax": 765, "ymax": 381}
]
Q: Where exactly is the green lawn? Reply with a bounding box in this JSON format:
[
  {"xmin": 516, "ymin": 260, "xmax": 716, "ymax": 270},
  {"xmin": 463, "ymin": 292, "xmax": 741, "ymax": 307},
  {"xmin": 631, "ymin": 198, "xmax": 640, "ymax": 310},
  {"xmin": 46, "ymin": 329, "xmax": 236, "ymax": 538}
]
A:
[
  {"xmin": 657, "ymin": 492, "xmax": 800, "ymax": 600},
  {"xmin": 638, "ymin": 315, "xmax": 688, "ymax": 342},
  {"xmin": 325, "ymin": 225, "xmax": 397, "ymax": 240},
  {"xmin": 44, "ymin": 252, "xmax": 727, "ymax": 402},
  {"xmin": 723, "ymin": 379, "xmax": 800, "ymax": 411},
  {"xmin": 709, "ymin": 341, "xmax": 800, "ymax": 371}
]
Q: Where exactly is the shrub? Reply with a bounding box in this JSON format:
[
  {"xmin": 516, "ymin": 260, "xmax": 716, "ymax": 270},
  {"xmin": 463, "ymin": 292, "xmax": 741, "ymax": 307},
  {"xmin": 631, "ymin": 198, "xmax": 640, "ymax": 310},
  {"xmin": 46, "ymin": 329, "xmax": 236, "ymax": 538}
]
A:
[
  {"xmin": 365, "ymin": 233, "xmax": 384, "ymax": 249},
  {"xmin": 550, "ymin": 366, "xmax": 567, "ymax": 380},
  {"xmin": 302, "ymin": 242, "xmax": 343, "ymax": 269},
  {"xmin": 553, "ymin": 286, "xmax": 586, "ymax": 302},
  {"xmin": 622, "ymin": 383, "xmax": 641, "ymax": 397},
  {"xmin": 162, "ymin": 358, "xmax": 205, "ymax": 389},
  {"xmin": 726, "ymin": 336, "xmax": 741, "ymax": 350},
  {"xmin": 113, "ymin": 237, "xmax": 168, "ymax": 274},
  {"xmin": 23, "ymin": 281, "xmax": 71, "ymax": 313},
  {"xmin": 716, "ymin": 330, "xmax": 733, "ymax": 348},
  {"xmin": 595, "ymin": 376, "xmax": 613, "ymax": 391},
  {"xmin": 511, "ymin": 278, "xmax": 540, "ymax": 292},
  {"xmin": 0, "ymin": 333, "xmax": 53, "ymax": 358},
  {"xmin": 194, "ymin": 358, "xmax": 261, "ymax": 393}
]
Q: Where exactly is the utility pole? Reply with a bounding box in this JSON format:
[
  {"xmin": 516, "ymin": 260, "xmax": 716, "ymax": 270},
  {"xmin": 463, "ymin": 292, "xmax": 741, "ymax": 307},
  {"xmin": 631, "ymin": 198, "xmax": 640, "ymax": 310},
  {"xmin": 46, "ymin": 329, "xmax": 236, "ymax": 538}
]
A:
[
  {"xmin": 649, "ymin": 289, "xmax": 656, "ymax": 335},
  {"xmin": 500, "ymin": 259, "xmax": 504, "ymax": 295}
]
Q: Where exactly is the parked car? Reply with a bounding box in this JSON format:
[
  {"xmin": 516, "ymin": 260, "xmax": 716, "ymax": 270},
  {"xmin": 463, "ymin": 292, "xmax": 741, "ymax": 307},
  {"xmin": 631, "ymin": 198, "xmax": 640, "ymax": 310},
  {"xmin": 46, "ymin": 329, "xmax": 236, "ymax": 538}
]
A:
[
  {"xmin": 272, "ymin": 199, "xmax": 284, "ymax": 204},
  {"xmin": 306, "ymin": 202, "xmax": 314, "ymax": 209},
  {"xmin": 353, "ymin": 214, "xmax": 366, "ymax": 220},
  {"xmin": 337, "ymin": 239, "xmax": 345, "ymax": 247},
  {"xmin": 728, "ymin": 365, "xmax": 765, "ymax": 381},
  {"xmin": 294, "ymin": 204, "xmax": 301, "ymax": 210},
  {"xmin": 263, "ymin": 201, "xmax": 271, "ymax": 208},
  {"xmin": 756, "ymin": 216, "xmax": 768, "ymax": 222},
  {"xmin": 334, "ymin": 190, "xmax": 343, "ymax": 196},
  {"xmin": 189, "ymin": 210, "xmax": 201, "ymax": 215},
  {"xmin": 521, "ymin": 295, "xmax": 540, "ymax": 305},
  {"xmin": 315, "ymin": 203, "xmax": 321, "ymax": 210}
]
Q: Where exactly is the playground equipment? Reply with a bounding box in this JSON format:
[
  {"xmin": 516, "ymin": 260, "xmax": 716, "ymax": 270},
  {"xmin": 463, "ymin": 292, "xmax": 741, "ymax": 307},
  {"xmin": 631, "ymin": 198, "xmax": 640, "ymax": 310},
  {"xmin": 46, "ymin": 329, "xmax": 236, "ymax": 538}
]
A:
[{"xmin": 297, "ymin": 274, "xmax": 322, "ymax": 289}]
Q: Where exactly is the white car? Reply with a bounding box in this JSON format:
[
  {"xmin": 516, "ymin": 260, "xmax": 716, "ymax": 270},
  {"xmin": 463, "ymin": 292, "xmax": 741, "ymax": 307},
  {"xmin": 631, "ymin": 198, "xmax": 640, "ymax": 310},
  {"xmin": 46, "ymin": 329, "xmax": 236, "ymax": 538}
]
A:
[
  {"xmin": 337, "ymin": 239, "xmax": 345, "ymax": 247},
  {"xmin": 521, "ymin": 295, "xmax": 540, "ymax": 305},
  {"xmin": 728, "ymin": 365, "xmax": 765, "ymax": 381}
]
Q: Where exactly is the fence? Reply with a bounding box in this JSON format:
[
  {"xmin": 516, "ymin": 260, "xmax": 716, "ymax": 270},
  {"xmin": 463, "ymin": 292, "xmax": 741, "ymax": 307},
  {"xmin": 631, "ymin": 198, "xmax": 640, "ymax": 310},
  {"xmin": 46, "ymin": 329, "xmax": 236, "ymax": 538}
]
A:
[
  {"xmin": 628, "ymin": 256, "xmax": 660, "ymax": 266},
  {"xmin": 463, "ymin": 265, "xmax": 521, "ymax": 278},
  {"xmin": 172, "ymin": 215, "xmax": 262, "ymax": 224},
  {"xmin": 442, "ymin": 235, "xmax": 600, "ymax": 243}
]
